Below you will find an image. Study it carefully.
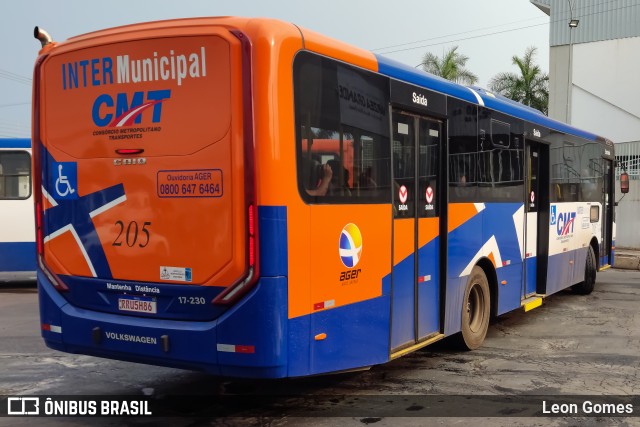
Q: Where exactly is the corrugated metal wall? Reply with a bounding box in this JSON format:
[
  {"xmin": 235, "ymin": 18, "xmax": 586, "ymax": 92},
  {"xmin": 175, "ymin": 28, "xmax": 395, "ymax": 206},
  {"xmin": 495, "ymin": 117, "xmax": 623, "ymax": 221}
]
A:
[
  {"xmin": 615, "ymin": 140, "xmax": 640, "ymax": 248},
  {"xmin": 532, "ymin": 0, "xmax": 640, "ymax": 46}
]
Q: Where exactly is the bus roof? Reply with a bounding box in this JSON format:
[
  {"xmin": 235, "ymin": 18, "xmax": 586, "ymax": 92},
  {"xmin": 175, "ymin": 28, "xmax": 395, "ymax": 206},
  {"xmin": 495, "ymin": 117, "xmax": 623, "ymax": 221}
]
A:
[
  {"xmin": 0, "ymin": 138, "xmax": 30, "ymax": 149},
  {"xmin": 374, "ymin": 54, "xmax": 606, "ymax": 144}
]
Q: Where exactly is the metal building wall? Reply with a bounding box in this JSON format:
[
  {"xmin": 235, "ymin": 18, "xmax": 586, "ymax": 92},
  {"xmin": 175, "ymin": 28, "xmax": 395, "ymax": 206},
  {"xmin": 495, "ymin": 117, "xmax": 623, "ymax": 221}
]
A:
[
  {"xmin": 615, "ymin": 141, "xmax": 640, "ymax": 249},
  {"xmin": 532, "ymin": 0, "xmax": 640, "ymax": 46}
]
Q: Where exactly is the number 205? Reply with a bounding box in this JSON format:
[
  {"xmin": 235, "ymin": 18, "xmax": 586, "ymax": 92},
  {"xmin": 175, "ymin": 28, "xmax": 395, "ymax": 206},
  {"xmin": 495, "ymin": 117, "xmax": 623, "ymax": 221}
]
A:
[{"xmin": 113, "ymin": 221, "xmax": 151, "ymax": 248}]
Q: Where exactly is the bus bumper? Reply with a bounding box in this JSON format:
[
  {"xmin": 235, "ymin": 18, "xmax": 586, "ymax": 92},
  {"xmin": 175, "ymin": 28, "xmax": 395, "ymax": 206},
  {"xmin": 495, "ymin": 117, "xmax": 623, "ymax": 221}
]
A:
[{"xmin": 38, "ymin": 270, "xmax": 289, "ymax": 378}]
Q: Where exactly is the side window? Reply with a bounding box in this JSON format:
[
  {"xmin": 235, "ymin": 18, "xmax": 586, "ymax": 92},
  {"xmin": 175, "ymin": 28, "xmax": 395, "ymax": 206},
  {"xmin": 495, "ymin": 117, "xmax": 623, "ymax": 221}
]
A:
[
  {"xmin": 293, "ymin": 52, "xmax": 390, "ymax": 204},
  {"xmin": 477, "ymin": 109, "xmax": 524, "ymax": 202},
  {"xmin": 578, "ymin": 142, "xmax": 603, "ymax": 202},
  {"xmin": 550, "ymin": 139, "xmax": 580, "ymax": 202},
  {"xmin": 448, "ymin": 99, "xmax": 477, "ymax": 203},
  {"xmin": 0, "ymin": 151, "xmax": 31, "ymax": 199}
]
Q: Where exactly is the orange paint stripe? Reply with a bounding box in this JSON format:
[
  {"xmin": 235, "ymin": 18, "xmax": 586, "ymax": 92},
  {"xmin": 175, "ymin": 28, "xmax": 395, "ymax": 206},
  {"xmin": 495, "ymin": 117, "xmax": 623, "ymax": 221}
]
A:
[{"xmin": 448, "ymin": 203, "xmax": 479, "ymax": 233}]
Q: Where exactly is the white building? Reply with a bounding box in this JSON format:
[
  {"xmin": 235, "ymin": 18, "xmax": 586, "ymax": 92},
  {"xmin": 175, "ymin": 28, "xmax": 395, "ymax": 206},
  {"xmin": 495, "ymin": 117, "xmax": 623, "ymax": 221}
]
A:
[{"xmin": 532, "ymin": 0, "xmax": 640, "ymax": 248}]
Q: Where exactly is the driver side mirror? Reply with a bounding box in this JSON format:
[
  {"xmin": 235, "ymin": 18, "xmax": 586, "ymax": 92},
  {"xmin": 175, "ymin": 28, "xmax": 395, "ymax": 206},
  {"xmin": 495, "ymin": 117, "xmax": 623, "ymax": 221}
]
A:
[{"xmin": 620, "ymin": 171, "xmax": 630, "ymax": 194}]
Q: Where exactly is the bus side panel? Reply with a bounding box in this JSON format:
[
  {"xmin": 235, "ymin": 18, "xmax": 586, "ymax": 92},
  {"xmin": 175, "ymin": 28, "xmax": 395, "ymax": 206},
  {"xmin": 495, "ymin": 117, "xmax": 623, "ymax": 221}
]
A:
[
  {"xmin": 547, "ymin": 202, "xmax": 598, "ymax": 295},
  {"xmin": 306, "ymin": 295, "xmax": 390, "ymax": 375},
  {"xmin": 0, "ymin": 242, "xmax": 36, "ymax": 271}
]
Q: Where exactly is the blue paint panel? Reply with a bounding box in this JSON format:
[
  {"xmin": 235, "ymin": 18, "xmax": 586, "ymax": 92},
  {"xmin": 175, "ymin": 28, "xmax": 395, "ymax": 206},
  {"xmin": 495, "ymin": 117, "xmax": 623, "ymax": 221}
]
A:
[
  {"xmin": 0, "ymin": 138, "xmax": 30, "ymax": 149},
  {"xmin": 309, "ymin": 295, "xmax": 390, "ymax": 375},
  {"xmin": 258, "ymin": 206, "xmax": 288, "ymax": 277},
  {"xmin": 525, "ymin": 257, "xmax": 537, "ymax": 296},
  {"xmin": 547, "ymin": 252, "xmax": 570, "ymax": 295},
  {"xmin": 38, "ymin": 266, "xmax": 290, "ymax": 377},
  {"xmin": 58, "ymin": 275, "xmax": 227, "ymax": 321},
  {"xmin": 477, "ymin": 92, "xmax": 599, "ymax": 142},
  {"xmin": 611, "ymin": 241, "xmax": 616, "ymax": 268},
  {"xmin": 0, "ymin": 242, "xmax": 36, "ymax": 271},
  {"xmin": 546, "ymin": 247, "xmax": 588, "ymax": 296},
  {"xmin": 375, "ymin": 55, "xmax": 477, "ymax": 104},
  {"xmin": 417, "ymin": 236, "xmax": 439, "ymax": 338},
  {"xmin": 375, "ymin": 54, "xmax": 602, "ymax": 143},
  {"xmin": 390, "ymin": 252, "xmax": 415, "ymax": 349},
  {"xmin": 444, "ymin": 276, "xmax": 466, "ymax": 336},
  {"xmin": 217, "ymin": 277, "xmax": 288, "ymax": 378},
  {"xmin": 573, "ymin": 246, "xmax": 588, "ymax": 284},
  {"xmin": 448, "ymin": 212, "xmax": 483, "ymax": 278},
  {"xmin": 496, "ymin": 264, "xmax": 524, "ymax": 315},
  {"xmin": 287, "ymin": 314, "xmax": 311, "ymax": 377},
  {"xmin": 482, "ymin": 203, "xmax": 523, "ymax": 268}
]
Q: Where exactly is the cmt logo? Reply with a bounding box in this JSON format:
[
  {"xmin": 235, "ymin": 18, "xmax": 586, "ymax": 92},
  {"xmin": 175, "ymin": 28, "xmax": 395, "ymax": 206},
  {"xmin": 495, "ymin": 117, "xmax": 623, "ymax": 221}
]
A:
[
  {"xmin": 339, "ymin": 223, "xmax": 362, "ymax": 268},
  {"xmin": 556, "ymin": 211, "xmax": 576, "ymax": 236},
  {"xmin": 92, "ymin": 89, "xmax": 171, "ymax": 127}
]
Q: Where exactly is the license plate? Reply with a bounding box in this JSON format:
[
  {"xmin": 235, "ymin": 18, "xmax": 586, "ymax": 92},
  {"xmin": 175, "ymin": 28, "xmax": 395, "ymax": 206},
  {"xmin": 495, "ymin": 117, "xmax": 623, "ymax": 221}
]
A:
[{"xmin": 118, "ymin": 296, "xmax": 157, "ymax": 314}]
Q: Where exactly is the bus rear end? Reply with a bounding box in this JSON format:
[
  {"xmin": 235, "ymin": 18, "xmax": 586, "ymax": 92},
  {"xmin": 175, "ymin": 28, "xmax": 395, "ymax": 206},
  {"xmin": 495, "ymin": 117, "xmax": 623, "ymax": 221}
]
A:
[{"xmin": 33, "ymin": 19, "xmax": 286, "ymax": 377}]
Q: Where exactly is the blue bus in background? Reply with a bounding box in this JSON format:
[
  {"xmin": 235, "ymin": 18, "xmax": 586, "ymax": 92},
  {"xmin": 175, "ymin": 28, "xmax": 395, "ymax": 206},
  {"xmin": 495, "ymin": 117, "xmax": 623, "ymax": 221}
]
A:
[{"xmin": 0, "ymin": 138, "xmax": 35, "ymax": 281}]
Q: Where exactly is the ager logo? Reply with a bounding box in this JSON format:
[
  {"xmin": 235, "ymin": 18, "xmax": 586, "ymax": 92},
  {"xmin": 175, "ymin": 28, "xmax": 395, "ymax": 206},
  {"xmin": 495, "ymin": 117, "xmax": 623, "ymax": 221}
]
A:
[
  {"xmin": 92, "ymin": 90, "xmax": 171, "ymax": 127},
  {"xmin": 339, "ymin": 223, "xmax": 362, "ymax": 282},
  {"xmin": 556, "ymin": 211, "xmax": 576, "ymax": 236},
  {"xmin": 339, "ymin": 223, "xmax": 362, "ymax": 268}
]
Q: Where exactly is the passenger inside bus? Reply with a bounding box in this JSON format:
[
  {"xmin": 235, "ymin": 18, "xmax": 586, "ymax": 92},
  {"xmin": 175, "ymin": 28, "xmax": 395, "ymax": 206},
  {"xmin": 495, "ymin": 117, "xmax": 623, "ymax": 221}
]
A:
[
  {"xmin": 303, "ymin": 157, "xmax": 333, "ymax": 196},
  {"xmin": 327, "ymin": 159, "xmax": 351, "ymax": 196}
]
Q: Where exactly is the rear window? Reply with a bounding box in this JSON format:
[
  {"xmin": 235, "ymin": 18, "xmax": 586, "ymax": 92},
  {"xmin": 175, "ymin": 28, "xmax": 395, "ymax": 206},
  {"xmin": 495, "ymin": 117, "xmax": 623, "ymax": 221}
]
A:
[{"xmin": 293, "ymin": 51, "xmax": 391, "ymax": 204}]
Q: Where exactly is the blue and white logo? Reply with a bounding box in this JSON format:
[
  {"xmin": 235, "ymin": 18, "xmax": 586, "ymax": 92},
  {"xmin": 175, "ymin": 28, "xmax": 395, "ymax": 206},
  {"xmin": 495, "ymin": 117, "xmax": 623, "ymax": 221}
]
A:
[
  {"xmin": 48, "ymin": 161, "xmax": 78, "ymax": 200},
  {"xmin": 550, "ymin": 205, "xmax": 557, "ymax": 225}
]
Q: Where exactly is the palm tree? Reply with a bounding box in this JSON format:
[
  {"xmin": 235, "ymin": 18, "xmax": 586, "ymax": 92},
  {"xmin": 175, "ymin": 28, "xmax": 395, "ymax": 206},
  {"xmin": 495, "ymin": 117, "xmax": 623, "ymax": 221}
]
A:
[
  {"xmin": 489, "ymin": 46, "xmax": 549, "ymax": 114},
  {"xmin": 420, "ymin": 46, "xmax": 478, "ymax": 85}
]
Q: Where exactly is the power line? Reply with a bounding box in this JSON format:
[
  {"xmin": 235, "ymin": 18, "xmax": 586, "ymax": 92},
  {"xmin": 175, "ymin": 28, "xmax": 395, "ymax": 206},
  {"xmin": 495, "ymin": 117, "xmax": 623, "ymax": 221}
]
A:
[
  {"xmin": 371, "ymin": 16, "xmax": 548, "ymax": 52},
  {"xmin": 377, "ymin": 22, "xmax": 549, "ymax": 55},
  {"xmin": 0, "ymin": 69, "xmax": 32, "ymax": 86},
  {"xmin": 0, "ymin": 102, "xmax": 31, "ymax": 109},
  {"xmin": 375, "ymin": 1, "xmax": 639, "ymax": 56}
]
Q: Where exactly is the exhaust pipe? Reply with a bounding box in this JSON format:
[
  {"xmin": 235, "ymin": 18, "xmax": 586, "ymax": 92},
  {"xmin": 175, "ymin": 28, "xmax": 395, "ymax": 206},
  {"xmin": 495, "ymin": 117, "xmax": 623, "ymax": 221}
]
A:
[{"xmin": 34, "ymin": 26, "xmax": 53, "ymax": 47}]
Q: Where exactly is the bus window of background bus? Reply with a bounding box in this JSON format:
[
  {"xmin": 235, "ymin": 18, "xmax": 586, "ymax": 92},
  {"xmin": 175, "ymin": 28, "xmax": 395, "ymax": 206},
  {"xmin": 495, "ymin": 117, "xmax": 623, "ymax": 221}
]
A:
[
  {"xmin": 477, "ymin": 109, "xmax": 524, "ymax": 203},
  {"xmin": 0, "ymin": 151, "xmax": 31, "ymax": 199},
  {"xmin": 578, "ymin": 141, "xmax": 604, "ymax": 202},
  {"xmin": 448, "ymin": 98, "xmax": 478, "ymax": 203},
  {"xmin": 293, "ymin": 51, "xmax": 391, "ymax": 204},
  {"xmin": 550, "ymin": 139, "xmax": 581, "ymax": 202}
]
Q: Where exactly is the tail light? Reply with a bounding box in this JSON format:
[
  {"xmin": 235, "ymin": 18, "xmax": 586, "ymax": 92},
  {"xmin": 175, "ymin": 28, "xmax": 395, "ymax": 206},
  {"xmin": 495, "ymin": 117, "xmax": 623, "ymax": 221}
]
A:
[{"xmin": 212, "ymin": 30, "xmax": 259, "ymax": 305}]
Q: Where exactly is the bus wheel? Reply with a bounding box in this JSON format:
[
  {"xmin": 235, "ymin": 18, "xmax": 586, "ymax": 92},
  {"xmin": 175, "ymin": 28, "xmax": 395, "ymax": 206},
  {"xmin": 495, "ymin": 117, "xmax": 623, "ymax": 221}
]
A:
[
  {"xmin": 573, "ymin": 246, "xmax": 597, "ymax": 295},
  {"xmin": 457, "ymin": 266, "xmax": 490, "ymax": 350}
]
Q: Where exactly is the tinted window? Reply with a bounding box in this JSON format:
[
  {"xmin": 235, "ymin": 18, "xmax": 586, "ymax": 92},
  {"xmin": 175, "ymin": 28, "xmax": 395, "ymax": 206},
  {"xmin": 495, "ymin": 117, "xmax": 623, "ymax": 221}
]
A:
[
  {"xmin": 448, "ymin": 99, "xmax": 477, "ymax": 202},
  {"xmin": 477, "ymin": 109, "xmax": 524, "ymax": 202},
  {"xmin": 549, "ymin": 135, "xmax": 607, "ymax": 203},
  {"xmin": 293, "ymin": 52, "xmax": 390, "ymax": 204},
  {"xmin": 0, "ymin": 151, "xmax": 31, "ymax": 199}
]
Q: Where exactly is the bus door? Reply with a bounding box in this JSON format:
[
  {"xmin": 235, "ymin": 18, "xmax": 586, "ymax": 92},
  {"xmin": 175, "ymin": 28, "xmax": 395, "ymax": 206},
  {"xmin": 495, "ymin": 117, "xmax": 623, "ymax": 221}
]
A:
[
  {"xmin": 524, "ymin": 142, "xmax": 540, "ymax": 297},
  {"xmin": 601, "ymin": 159, "xmax": 614, "ymax": 266},
  {"xmin": 390, "ymin": 110, "xmax": 442, "ymax": 352}
]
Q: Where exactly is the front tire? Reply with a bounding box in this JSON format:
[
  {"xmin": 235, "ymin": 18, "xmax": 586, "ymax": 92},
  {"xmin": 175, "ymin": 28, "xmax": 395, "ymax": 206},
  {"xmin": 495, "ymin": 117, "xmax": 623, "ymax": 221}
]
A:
[
  {"xmin": 456, "ymin": 266, "xmax": 491, "ymax": 350},
  {"xmin": 573, "ymin": 246, "xmax": 597, "ymax": 295}
]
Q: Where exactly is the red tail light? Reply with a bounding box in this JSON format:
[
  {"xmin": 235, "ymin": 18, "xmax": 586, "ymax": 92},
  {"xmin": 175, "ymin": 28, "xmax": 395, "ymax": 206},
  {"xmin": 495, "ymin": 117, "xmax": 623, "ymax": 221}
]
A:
[{"xmin": 212, "ymin": 30, "xmax": 258, "ymax": 306}]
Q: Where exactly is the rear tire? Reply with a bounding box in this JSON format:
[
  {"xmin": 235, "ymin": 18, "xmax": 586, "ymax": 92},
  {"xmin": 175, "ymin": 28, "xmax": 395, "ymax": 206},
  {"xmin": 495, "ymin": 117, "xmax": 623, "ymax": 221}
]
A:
[
  {"xmin": 573, "ymin": 246, "xmax": 597, "ymax": 295},
  {"xmin": 456, "ymin": 266, "xmax": 491, "ymax": 350}
]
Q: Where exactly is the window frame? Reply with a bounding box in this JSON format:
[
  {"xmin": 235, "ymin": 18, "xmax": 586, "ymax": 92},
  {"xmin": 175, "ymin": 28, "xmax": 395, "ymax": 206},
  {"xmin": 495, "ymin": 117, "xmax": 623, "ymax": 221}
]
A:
[{"xmin": 0, "ymin": 150, "xmax": 32, "ymax": 200}]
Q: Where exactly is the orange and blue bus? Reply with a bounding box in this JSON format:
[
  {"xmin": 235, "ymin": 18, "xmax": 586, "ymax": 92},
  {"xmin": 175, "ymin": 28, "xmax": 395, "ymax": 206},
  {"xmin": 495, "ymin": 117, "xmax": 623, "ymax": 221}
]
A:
[{"xmin": 33, "ymin": 18, "xmax": 617, "ymax": 377}]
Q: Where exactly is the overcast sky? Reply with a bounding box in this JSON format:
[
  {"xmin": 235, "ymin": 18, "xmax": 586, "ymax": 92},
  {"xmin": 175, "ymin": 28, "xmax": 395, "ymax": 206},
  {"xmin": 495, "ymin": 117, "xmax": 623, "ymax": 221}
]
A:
[{"xmin": 1, "ymin": 0, "xmax": 549, "ymax": 138}]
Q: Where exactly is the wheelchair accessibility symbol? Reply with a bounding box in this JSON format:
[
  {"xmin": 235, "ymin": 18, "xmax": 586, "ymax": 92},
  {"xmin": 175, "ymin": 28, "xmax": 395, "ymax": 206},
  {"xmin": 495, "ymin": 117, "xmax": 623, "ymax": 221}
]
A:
[{"xmin": 49, "ymin": 161, "xmax": 78, "ymax": 200}]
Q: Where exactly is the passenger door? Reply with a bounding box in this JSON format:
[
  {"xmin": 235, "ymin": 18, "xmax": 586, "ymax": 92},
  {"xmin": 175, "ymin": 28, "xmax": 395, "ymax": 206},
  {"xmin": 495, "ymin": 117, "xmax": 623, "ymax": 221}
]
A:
[{"xmin": 390, "ymin": 110, "xmax": 442, "ymax": 352}]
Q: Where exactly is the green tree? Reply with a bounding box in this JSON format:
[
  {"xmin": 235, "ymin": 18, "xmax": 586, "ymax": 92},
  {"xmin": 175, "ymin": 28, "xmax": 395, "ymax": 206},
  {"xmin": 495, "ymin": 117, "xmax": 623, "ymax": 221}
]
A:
[
  {"xmin": 420, "ymin": 46, "xmax": 478, "ymax": 85},
  {"xmin": 489, "ymin": 46, "xmax": 549, "ymax": 114}
]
